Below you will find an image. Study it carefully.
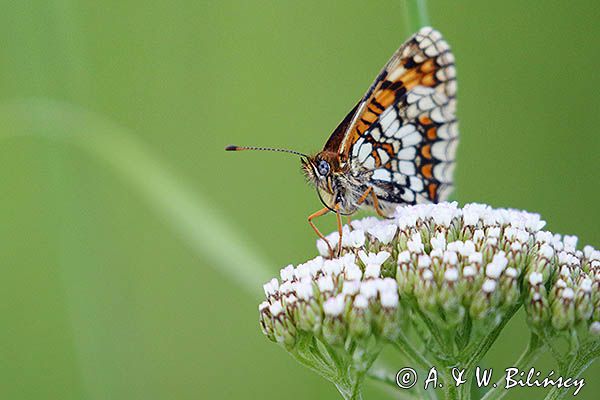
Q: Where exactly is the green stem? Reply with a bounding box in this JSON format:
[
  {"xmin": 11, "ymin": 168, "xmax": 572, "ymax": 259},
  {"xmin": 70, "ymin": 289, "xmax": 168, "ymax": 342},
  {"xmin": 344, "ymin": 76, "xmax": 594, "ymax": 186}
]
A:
[
  {"xmin": 443, "ymin": 373, "xmax": 459, "ymax": 400},
  {"xmin": 392, "ymin": 330, "xmax": 434, "ymax": 370},
  {"xmin": 292, "ymin": 351, "xmax": 334, "ymax": 380},
  {"xmin": 444, "ymin": 306, "xmax": 519, "ymax": 400},
  {"xmin": 335, "ymin": 382, "xmax": 363, "ymax": 400},
  {"xmin": 404, "ymin": 0, "xmax": 430, "ymax": 34},
  {"xmin": 367, "ymin": 363, "xmax": 438, "ymax": 400},
  {"xmin": 480, "ymin": 333, "xmax": 543, "ymax": 400},
  {"xmin": 410, "ymin": 301, "xmax": 452, "ymax": 357},
  {"xmin": 464, "ymin": 306, "xmax": 520, "ymax": 371},
  {"xmin": 542, "ymin": 340, "xmax": 600, "ymax": 400},
  {"xmin": 352, "ymin": 342, "xmax": 384, "ymax": 400}
]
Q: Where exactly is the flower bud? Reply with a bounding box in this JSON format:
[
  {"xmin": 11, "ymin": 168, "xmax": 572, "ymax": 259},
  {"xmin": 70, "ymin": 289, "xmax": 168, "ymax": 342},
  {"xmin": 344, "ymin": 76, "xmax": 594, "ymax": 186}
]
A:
[{"xmin": 551, "ymin": 287, "xmax": 575, "ymax": 331}]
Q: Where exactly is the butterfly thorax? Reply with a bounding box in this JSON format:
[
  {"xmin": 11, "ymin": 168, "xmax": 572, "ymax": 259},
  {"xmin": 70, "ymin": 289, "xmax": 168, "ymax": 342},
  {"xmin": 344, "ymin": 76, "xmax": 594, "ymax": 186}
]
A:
[{"xmin": 302, "ymin": 151, "xmax": 370, "ymax": 215}]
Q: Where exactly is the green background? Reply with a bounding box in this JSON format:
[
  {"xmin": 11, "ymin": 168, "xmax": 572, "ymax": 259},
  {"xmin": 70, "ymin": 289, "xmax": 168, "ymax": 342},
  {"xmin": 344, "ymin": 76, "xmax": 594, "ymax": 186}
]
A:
[{"xmin": 1, "ymin": 1, "xmax": 598, "ymax": 399}]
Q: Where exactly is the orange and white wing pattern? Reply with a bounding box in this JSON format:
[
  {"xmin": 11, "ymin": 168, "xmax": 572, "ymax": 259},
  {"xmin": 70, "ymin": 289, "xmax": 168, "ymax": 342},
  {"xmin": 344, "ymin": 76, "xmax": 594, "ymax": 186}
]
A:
[{"xmin": 345, "ymin": 26, "xmax": 457, "ymax": 207}]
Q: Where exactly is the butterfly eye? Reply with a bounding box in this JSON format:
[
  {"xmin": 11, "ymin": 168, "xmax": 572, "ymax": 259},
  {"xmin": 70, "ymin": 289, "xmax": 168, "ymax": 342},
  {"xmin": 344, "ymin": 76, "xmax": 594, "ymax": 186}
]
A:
[{"xmin": 317, "ymin": 160, "xmax": 330, "ymax": 177}]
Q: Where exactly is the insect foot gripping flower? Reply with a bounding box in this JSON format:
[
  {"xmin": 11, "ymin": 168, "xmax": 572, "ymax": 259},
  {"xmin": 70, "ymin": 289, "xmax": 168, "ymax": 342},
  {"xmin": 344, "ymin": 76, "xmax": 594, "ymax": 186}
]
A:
[{"xmin": 258, "ymin": 203, "xmax": 600, "ymax": 400}]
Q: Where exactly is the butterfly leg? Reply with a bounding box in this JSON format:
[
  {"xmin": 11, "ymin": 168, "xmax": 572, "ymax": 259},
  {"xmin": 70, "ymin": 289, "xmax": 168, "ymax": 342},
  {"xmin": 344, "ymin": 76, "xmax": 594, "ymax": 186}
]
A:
[
  {"xmin": 334, "ymin": 204, "xmax": 344, "ymax": 257},
  {"xmin": 356, "ymin": 186, "xmax": 388, "ymax": 218},
  {"xmin": 308, "ymin": 207, "xmax": 334, "ymax": 257}
]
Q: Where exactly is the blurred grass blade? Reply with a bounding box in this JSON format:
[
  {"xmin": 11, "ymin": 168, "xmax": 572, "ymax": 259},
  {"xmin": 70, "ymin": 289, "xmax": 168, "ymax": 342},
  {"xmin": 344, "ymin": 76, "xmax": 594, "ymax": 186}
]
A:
[
  {"xmin": 404, "ymin": 0, "xmax": 430, "ymax": 34},
  {"xmin": 0, "ymin": 98, "xmax": 272, "ymax": 298}
]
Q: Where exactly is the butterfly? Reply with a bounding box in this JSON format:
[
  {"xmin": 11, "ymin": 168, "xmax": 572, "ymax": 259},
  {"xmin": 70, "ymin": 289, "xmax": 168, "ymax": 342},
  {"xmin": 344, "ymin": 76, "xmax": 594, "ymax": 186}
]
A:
[{"xmin": 226, "ymin": 26, "xmax": 457, "ymax": 256}]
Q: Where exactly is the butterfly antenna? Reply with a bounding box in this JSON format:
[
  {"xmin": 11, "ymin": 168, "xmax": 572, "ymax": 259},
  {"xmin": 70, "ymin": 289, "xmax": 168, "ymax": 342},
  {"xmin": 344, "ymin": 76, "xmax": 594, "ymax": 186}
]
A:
[{"xmin": 225, "ymin": 145, "xmax": 309, "ymax": 158}]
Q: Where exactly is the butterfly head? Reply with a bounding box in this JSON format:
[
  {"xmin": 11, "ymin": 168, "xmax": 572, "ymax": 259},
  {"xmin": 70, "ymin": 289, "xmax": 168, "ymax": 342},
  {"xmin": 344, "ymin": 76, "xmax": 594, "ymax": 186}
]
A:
[{"xmin": 302, "ymin": 151, "xmax": 350, "ymax": 212}]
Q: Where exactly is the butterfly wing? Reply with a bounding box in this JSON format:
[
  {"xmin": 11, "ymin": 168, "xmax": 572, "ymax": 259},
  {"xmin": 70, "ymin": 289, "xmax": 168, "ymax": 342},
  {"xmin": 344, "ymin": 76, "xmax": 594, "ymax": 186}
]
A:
[{"xmin": 328, "ymin": 26, "xmax": 457, "ymax": 211}]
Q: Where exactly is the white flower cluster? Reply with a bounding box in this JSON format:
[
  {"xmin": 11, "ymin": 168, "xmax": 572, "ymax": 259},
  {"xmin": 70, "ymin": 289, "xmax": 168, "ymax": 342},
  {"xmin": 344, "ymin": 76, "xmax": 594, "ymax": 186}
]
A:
[
  {"xmin": 527, "ymin": 230, "xmax": 600, "ymax": 331},
  {"xmin": 259, "ymin": 203, "xmax": 600, "ymax": 348},
  {"xmin": 260, "ymin": 249, "xmax": 401, "ymax": 347}
]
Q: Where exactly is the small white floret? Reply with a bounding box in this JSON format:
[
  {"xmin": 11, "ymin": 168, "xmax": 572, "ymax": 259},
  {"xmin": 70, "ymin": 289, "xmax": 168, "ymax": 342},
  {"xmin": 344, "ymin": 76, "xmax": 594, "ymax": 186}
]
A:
[
  {"xmin": 345, "ymin": 265, "xmax": 363, "ymax": 280},
  {"xmin": 364, "ymin": 264, "xmax": 381, "ymax": 278},
  {"xmin": 340, "ymin": 253, "xmax": 357, "ymax": 268},
  {"xmin": 294, "ymin": 264, "xmax": 311, "ymax": 280},
  {"xmin": 528, "ymin": 272, "xmax": 543, "ymax": 286},
  {"xmin": 583, "ymin": 245, "xmax": 594, "ymax": 259},
  {"xmin": 259, "ymin": 301, "xmax": 269, "ymax": 312},
  {"xmin": 305, "ymin": 257, "xmax": 324, "ymax": 277},
  {"xmin": 353, "ymin": 294, "xmax": 369, "ymax": 309},
  {"xmin": 323, "ymin": 294, "xmax": 346, "ymax": 316},
  {"xmin": 487, "ymin": 227, "xmax": 501, "ymax": 238},
  {"xmin": 539, "ymin": 243, "xmax": 554, "ymax": 259},
  {"xmin": 294, "ymin": 281, "xmax": 314, "ymax": 300},
  {"xmin": 407, "ymin": 233, "xmax": 425, "ymax": 253},
  {"xmin": 269, "ymin": 300, "xmax": 284, "ymax": 316},
  {"xmin": 447, "ymin": 241, "xmax": 464, "ymax": 253},
  {"xmin": 396, "ymin": 214, "xmax": 418, "ymax": 229},
  {"xmin": 323, "ymin": 259, "xmax": 343, "ymax": 276},
  {"xmin": 473, "ymin": 229, "xmax": 485, "ymax": 242},
  {"xmin": 398, "ymin": 250, "xmax": 411, "ymax": 264},
  {"xmin": 351, "ymin": 216, "xmax": 380, "ymax": 231},
  {"xmin": 285, "ymin": 294, "xmax": 297, "ymax": 304},
  {"xmin": 360, "ymin": 280, "xmax": 379, "ymax": 299},
  {"xmin": 468, "ymin": 252, "xmax": 483, "ymax": 264},
  {"xmin": 344, "ymin": 229, "xmax": 366, "ymax": 248},
  {"xmin": 263, "ymin": 278, "xmax": 279, "ymax": 296},
  {"xmin": 418, "ymin": 254, "xmax": 431, "ymax": 268},
  {"xmin": 516, "ymin": 230, "xmax": 530, "ymax": 243},
  {"xmin": 482, "ymin": 279, "xmax": 497, "ymax": 293},
  {"xmin": 491, "ymin": 252, "xmax": 508, "ymax": 270},
  {"xmin": 430, "ymin": 248, "xmax": 443, "ymax": 259},
  {"xmin": 317, "ymin": 275, "xmax": 334, "ymax": 292},
  {"xmin": 342, "ymin": 280, "xmax": 361, "ymax": 295},
  {"xmin": 358, "ymin": 250, "xmax": 390, "ymax": 267},
  {"xmin": 280, "ymin": 264, "xmax": 295, "ymax": 281},
  {"xmin": 579, "ymin": 278, "xmax": 592, "ymax": 293},
  {"xmin": 460, "ymin": 240, "xmax": 476, "ymax": 256},
  {"xmin": 561, "ymin": 288, "xmax": 574, "ymax": 300},
  {"xmin": 486, "ymin": 263, "xmax": 503, "ymax": 279},
  {"xmin": 316, "ymin": 231, "xmax": 339, "ymax": 256},
  {"xmin": 368, "ymin": 223, "xmax": 398, "ymax": 245},
  {"xmin": 443, "ymin": 250, "xmax": 458, "ymax": 265},
  {"xmin": 559, "ymin": 265, "xmax": 571, "ymax": 277},
  {"xmin": 524, "ymin": 213, "xmax": 545, "ymax": 231},
  {"xmin": 422, "ymin": 269, "xmax": 433, "ymax": 281},
  {"xmin": 280, "ymin": 281, "xmax": 293, "ymax": 294},
  {"xmin": 430, "ymin": 232, "xmax": 447, "ymax": 250},
  {"xmin": 431, "ymin": 204, "xmax": 455, "ymax": 227},
  {"xmin": 535, "ymin": 231, "xmax": 553, "ymax": 244},
  {"xmin": 463, "ymin": 265, "xmax": 476, "ymax": 277},
  {"xmin": 380, "ymin": 291, "xmax": 399, "ymax": 308},
  {"xmin": 462, "ymin": 209, "xmax": 480, "ymax": 226},
  {"xmin": 377, "ymin": 277, "xmax": 398, "ymax": 294},
  {"xmin": 505, "ymin": 267, "xmax": 518, "ymax": 278},
  {"xmin": 444, "ymin": 268, "xmax": 459, "ymax": 282}
]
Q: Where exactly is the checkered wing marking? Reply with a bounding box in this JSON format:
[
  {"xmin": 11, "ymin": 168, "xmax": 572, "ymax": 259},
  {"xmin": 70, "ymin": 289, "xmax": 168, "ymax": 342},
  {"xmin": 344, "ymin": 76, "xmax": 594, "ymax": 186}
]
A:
[{"xmin": 348, "ymin": 26, "xmax": 457, "ymax": 206}]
